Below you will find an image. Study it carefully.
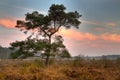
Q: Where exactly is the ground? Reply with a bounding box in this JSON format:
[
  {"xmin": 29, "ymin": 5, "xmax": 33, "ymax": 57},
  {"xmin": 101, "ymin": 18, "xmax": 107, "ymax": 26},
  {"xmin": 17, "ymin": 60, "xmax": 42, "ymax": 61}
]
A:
[{"xmin": 0, "ymin": 59, "xmax": 119, "ymax": 80}]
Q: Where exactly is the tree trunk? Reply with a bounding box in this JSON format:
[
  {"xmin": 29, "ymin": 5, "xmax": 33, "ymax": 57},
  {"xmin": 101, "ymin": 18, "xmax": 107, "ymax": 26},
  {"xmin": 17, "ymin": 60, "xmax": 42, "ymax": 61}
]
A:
[
  {"xmin": 45, "ymin": 55, "xmax": 49, "ymax": 66},
  {"xmin": 45, "ymin": 35, "xmax": 51, "ymax": 66}
]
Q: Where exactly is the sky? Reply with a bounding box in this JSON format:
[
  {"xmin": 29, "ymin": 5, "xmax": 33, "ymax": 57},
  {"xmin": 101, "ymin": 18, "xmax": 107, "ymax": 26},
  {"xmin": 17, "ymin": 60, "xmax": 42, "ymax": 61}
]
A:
[{"xmin": 0, "ymin": 0, "xmax": 120, "ymax": 56}]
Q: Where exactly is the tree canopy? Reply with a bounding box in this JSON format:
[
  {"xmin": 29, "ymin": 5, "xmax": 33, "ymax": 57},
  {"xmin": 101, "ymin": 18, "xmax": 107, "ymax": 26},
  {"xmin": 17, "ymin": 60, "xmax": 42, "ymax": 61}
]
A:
[{"xmin": 16, "ymin": 4, "xmax": 81, "ymax": 37}]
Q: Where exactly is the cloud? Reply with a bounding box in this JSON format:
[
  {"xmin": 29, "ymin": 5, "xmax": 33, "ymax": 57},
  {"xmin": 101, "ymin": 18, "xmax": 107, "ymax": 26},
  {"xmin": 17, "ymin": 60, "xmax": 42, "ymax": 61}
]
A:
[
  {"xmin": 106, "ymin": 22, "xmax": 117, "ymax": 27},
  {"xmin": 0, "ymin": 38, "xmax": 13, "ymax": 47},
  {"xmin": 0, "ymin": 29, "xmax": 28, "ymax": 47},
  {"xmin": 82, "ymin": 20, "xmax": 118, "ymax": 30},
  {"xmin": 82, "ymin": 20, "xmax": 103, "ymax": 26},
  {"xmin": 59, "ymin": 28, "xmax": 98, "ymax": 41},
  {"xmin": 59, "ymin": 28, "xmax": 120, "ymax": 43},
  {"xmin": 95, "ymin": 28, "xmax": 103, "ymax": 31},
  {"xmin": 0, "ymin": 18, "xmax": 16, "ymax": 28},
  {"xmin": 101, "ymin": 33, "xmax": 120, "ymax": 42}
]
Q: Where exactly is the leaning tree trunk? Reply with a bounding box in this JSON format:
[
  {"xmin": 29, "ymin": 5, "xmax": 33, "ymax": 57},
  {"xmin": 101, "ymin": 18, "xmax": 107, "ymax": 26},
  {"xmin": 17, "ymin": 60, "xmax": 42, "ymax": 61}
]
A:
[{"xmin": 45, "ymin": 35, "xmax": 51, "ymax": 66}]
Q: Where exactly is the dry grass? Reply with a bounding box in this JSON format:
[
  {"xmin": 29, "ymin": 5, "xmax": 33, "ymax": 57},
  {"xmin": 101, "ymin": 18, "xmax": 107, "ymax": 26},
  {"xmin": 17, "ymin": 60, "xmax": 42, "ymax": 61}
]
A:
[{"xmin": 0, "ymin": 59, "xmax": 119, "ymax": 80}]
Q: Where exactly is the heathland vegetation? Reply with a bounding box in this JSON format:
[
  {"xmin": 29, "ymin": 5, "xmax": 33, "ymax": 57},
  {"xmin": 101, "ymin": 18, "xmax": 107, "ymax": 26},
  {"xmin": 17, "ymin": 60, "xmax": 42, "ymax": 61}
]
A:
[{"xmin": 0, "ymin": 58, "xmax": 120, "ymax": 80}]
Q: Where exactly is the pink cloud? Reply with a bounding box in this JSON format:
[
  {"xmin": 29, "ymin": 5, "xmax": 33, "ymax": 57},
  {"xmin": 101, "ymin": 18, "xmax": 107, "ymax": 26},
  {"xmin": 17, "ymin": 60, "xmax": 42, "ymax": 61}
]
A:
[
  {"xmin": 106, "ymin": 22, "xmax": 116, "ymax": 27},
  {"xmin": 0, "ymin": 18, "xmax": 16, "ymax": 28},
  {"xmin": 0, "ymin": 38, "xmax": 13, "ymax": 47},
  {"xmin": 101, "ymin": 33, "xmax": 120, "ymax": 42},
  {"xmin": 95, "ymin": 28, "xmax": 103, "ymax": 31},
  {"xmin": 59, "ymin": 28, "xmax": 120, "ymax": 43},
  {"xmin": 59, "ymin": 29, "xmax": 98, "ymax": 41},
  {"xmin": 84, "ymin": 33, "xmax": 97, "ymax": 40},
  {"xmin": 0, "ymin": 29, "xmax": 28, "ymax": 47}
]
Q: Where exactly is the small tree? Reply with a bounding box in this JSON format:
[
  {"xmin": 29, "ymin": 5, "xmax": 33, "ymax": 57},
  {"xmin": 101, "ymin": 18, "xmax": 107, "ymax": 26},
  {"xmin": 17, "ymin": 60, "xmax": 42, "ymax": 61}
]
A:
[
  {"xmin": 15, "ymin": 4, "xmax": 81, "ymax": 65},
  {"xmin": 57, "ymin": 49, "xmax": 71, "ymax": 58}
]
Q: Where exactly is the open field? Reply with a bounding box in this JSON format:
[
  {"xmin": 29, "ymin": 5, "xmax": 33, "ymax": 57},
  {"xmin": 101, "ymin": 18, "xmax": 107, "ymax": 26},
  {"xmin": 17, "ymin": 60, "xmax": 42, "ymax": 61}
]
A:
[{"xmin": 0, "ymin": 59, "xmax": 120, "ymax": 80}]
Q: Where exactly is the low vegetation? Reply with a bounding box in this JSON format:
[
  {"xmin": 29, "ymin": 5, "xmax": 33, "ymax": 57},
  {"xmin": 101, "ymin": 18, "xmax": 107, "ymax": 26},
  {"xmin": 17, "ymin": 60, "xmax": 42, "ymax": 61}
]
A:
[{"xmin": 0, "ymin": 58, "xmax": 120, "ymax": 80}]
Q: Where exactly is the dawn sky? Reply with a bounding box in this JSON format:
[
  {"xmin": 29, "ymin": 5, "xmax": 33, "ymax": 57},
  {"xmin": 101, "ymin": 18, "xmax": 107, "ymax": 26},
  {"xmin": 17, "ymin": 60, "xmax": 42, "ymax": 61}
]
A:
[{"xmin": 0, "ymin": 0, "xmax": 120, "ymax": 56}]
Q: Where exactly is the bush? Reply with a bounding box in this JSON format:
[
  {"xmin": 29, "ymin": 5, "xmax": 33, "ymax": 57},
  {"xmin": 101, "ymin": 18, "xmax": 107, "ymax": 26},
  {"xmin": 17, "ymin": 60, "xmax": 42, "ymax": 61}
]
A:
[
  {"xmin": 33, "ymin": 59, "xmax": 45, "ymax": 67},
  {"xmin": 73, "ymin": 57, "xmax": 83, "ymax": 67}
]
